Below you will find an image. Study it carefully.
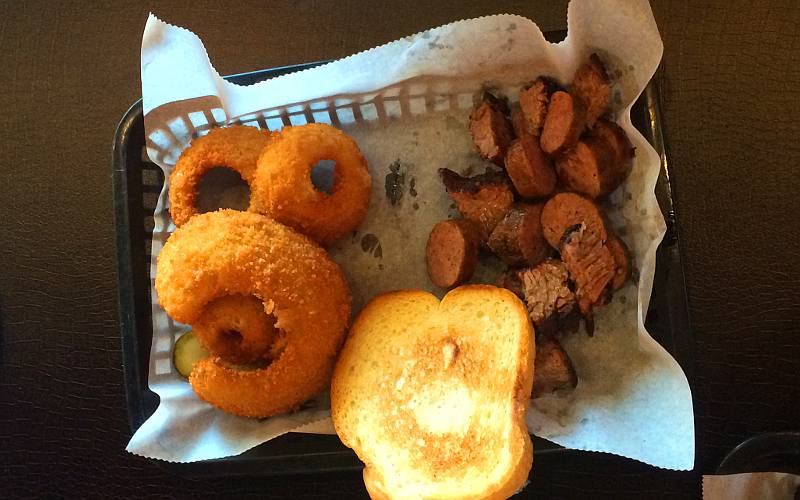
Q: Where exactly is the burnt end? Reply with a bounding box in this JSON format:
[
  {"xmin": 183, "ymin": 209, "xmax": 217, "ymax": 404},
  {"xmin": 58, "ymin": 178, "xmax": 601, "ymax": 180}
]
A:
[
  {"xmin": 439, "ymin": 168, "xmax": 515, "ymax": 242},
  {"xmin": 531, "ymin": 333, "xmax": 578, "ymax": 398},
  {"xmin": 606, "ymin": 231, "xmax": 631, "ymax": 290},
  {"xmin": 519, "ymin": 259, "xmax": 577, "ymax": 332},
  {"xmin": 469, "ymin": 93, "xmax": 514, "ymax": 165},
  {"xmin": 518, "ymin": 76, "xmax": 560, "ymax": 136},
  {"xmin": 572, "ymin": 53, "xmax": 612, "ymax": 128},
  {"xmin": 559, "ymin": 224, "xmax": 616, "ymax": 315},
  {"xmin": 481, "ymin": 90, "xmax": 510, "ymax": 115},
  {"xmin": 487, "ymin": 203, "xmax": 549, "ymax": 267},
  {"xmin": 497, "ymin": 269, "xmax": 525, "ymax": 299}
]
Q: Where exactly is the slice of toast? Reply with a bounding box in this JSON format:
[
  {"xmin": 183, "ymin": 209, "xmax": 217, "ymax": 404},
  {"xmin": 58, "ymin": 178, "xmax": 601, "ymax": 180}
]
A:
[{"xmin": 331, "ymin": 285, "xmax": 535, "ymax": 500}]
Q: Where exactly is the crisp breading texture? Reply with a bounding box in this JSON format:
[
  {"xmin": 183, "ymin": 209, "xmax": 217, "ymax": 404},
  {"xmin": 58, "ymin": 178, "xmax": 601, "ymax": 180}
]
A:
[
  {"xmin": 169, "ymin": 125, "xmax": 275, "ymax": 227},
  {"xmin": 251, "ymin": 123, "xmax": 372, "ymax": 246},
  {"xmin": 155, "ymin": 210, "xmax": 352, "ymax": 418}
]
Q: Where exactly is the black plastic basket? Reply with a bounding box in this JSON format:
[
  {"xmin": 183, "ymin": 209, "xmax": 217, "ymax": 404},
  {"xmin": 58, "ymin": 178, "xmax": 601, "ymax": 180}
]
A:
[{"xmin": 112, "ymin": 50, "xmax": 692, "ymax": 477}]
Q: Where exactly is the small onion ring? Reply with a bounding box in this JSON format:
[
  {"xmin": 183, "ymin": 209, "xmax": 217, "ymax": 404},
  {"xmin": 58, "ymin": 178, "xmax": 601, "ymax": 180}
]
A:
[{"xmin": 251, "ymin": 123, "xmax": 372, "ymax": 245}]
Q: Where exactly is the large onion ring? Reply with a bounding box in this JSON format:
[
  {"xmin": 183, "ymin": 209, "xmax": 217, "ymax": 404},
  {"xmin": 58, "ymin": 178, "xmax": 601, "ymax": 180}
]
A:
[
  {"xmin": 169, "ymin": 126, "xmax": 275, "ymax": 227},
  {"xmin": 155, "ymin": 210, "xmax": 351, "ymax": 417},
  {"xmin": 250, "ymin": 123, "xmax": 372, "ymax": 246}
]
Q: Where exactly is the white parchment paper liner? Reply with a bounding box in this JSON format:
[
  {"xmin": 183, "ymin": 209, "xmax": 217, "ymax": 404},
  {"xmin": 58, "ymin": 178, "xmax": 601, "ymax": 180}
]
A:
[{"xmin": 127, "ymin": 0, "xmax": 695, "ymax": 470}]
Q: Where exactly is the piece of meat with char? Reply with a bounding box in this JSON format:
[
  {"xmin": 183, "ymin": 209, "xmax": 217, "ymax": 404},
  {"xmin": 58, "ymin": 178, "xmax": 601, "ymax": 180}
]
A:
[
  {"xmin": 540, "ymin": 192, "xmax": 607, "ymax": 249},
  {"xmin": 439, "ymin": 168, "xmax": 515, "ymax": 242},
  {"xmin": 559, "ymin": 223, "xmax": 616, "ymax": 315},
  {"xmin": 517, "ymin": 77, "xmax": 559, "ymax": 136},
  {"xmin": 504, "ymin": 132, "xmax": 557, "ymax": 199},
  {"xmin": 519, "ymin": 259, "xmax": 576, "ymax": 335},
  {"xmin": 572, "ymin": 53, "xmax": 612, "ymax": 128},
  {"xmin": 540, "ymin": 91, "xmax": 587, "ymax": 156},
  {"xmin": 488, "ymin": 203, "xmax": 549, "ymax": 267},
  {"xmin": 469, "ymin": 92, "xmax": 514, "ymax": 165},
  {"xmin": 532, "ymin": 333, "xmax": 578, "ymax": 398}
]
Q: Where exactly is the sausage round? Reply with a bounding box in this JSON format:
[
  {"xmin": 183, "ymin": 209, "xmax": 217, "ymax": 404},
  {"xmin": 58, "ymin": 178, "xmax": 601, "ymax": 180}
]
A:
[
  {"xmin": 488, "ymin": 203, "xmax": 549, "ymax": 267},
  {"xmin": 504, "ymin": 134, "xmax": 557, "ymax": 199},
  {"xmin": 540, "ymin": 91, "xmax": 587, "ymax": 156},
  {"xmin": 540, "ymin": 192, "xmax": 607, "ymax": 249},
  {"xmin": 426, "ymin": 219, "xmax": 481, "ymax": 288}
]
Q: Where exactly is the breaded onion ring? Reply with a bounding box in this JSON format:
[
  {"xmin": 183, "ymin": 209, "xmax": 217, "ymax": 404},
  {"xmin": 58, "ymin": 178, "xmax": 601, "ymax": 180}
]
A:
[
  {"xmin": 169, "ymin": 126, "xmax": 275, "ymax": 227},
  {"xmin": 192, "ymin": 294, "xmax": 279, "ymax": 365},
  {"xmin": 155, "ymin": 210, "xmax": 351, "ymax": 418},
  {"xmin": 251, "ymin": 123, "xmax": 372, "ymax": 246}
]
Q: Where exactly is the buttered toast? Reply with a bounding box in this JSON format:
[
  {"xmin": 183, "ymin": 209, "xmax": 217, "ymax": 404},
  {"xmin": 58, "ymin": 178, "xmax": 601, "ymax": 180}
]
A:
[{"xmin": 331, "ymin": 285, "xmax": 535, "ymax": 500}]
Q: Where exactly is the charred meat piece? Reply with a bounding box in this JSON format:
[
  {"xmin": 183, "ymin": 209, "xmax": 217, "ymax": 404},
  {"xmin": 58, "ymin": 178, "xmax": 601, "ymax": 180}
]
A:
[
  {"xmin": 504, "ymin": 132, "xmax": 557, "ymax": 199},
  {"xmin": 555, "ymin": 120, "xmax": 634, "ymax": 198},
  {"xmin": 519, "ymin": 259, "xmax": 576, "ymax": 335},
  {"xmin": 440, "ymin": 168, "xmax": 515, "ymax": 242},
  {"xmin": 540, "ymin": 91, "xmax": 587, "ymax": 156},
  {"xmin": 560, "ymin": 224, "xmax": 616, "ymax": 315},
  {"xmin": 518, "ymin": 77, "xmax": 559, "ymax": 136},
  {"xmin": 469, "ymin": 92, "xmax": 514, "ymax": 165},
  {"xmin": 532, "ymin": 333, "xmax": 578, "ymax": 398},
  {"xmin": 488, "ymin": 203, "xmax": 549, "ymax": 267},
  {"xmin": 540, "ymin": 192, "xmax": 607, "ymax": 249},
  {"xmin": 572, "ymin": 53, "xmax": 612, "ymax": 128},
  {"xmin": 426, "ymin": 219, "xmax": 481, "ymax": 289},
  {"xmin": 497, "ymin": 269, "xmax": 525, "ymax": 299},
  {"xmin": 606, "ymin": 231, "xmax": 631, "ymax": 290}
]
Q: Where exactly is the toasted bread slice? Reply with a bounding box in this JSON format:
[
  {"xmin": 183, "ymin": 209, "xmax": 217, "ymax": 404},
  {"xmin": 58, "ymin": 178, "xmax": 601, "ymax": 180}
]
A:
[{"xmin": 331, "ymin": 285, "xmax": 535, "ymax": 500}]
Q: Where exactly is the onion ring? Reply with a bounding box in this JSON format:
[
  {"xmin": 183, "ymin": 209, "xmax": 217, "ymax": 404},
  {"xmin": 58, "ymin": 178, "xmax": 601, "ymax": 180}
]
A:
[
  {"xmin": 169, "ymin": 126, "xmax": 275, "ymax": 227},
  {"xmin": 192, "ymin": 294, "xmax": 279, "ymax": 365},
  {"xmin": 250, "ymin": 123, "xmax": 372, "ymax": 245},
  {"xmin": 155, "ymin": 209, "xmax": 351, "ymax": 418}
]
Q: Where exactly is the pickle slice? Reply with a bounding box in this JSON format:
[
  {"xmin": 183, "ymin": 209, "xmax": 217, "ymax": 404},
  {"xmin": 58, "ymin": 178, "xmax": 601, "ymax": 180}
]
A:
[{"xmin": 173, "ymin": 331, "xmax": 209, "ymax": 378}]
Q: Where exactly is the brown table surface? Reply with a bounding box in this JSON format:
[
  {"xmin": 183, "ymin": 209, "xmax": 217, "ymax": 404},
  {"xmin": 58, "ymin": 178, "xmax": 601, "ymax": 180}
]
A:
[{"xmin": 1, "ymin": 1, "xmax": 798, "ymax": 498}]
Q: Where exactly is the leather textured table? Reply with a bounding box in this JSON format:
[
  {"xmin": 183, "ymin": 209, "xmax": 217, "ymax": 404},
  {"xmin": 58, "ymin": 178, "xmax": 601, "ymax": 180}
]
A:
[{"xmin": 1, "ymin": 1, "xmax": 797, "ymax": 498}]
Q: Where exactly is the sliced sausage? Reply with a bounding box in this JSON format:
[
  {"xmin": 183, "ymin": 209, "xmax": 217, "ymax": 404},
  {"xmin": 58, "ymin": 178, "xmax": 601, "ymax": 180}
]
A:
[
  {"xmin": 504, "ymin": 133, "xmax": 557, "ymax": 199},
  {"xmin": 540, "ymin": 192, "xmax": 607, "ymax": 249},
  {"xmin": 572, "ymin": 53, "xmax": 612, "ymax": 128},
  {"xmin": 555, "ymin": 120, "xmax": 634, "ymax": 198},
  {"xmin": 540, "ymin": 91, "xmax": 587, "ymax": 156},
  {"xmin": 606, "ymin": 231, "xmax": 631, "ymax": 290},
  {"xmin": 440, "ymin": 168, "xmax": 515, "ymax": 242},
  {"xmin": 426, "ymin": 219, "xmax": 481, "ymax": 289},
  {"xmin": 518, "ymin": 76, "xmax": 559, "ymax": 136},
  {"xmin": 591, "ymin": 119, "xmax": 635, "ymax": 183},
  {"xmin": 469, "ymin": 92, "xmax": 514, "ymax": 165},
  {"xmin": 488, "ymin": 203, "xmax": 549, "ymax": 267},
  {"xmin": 519, "ymin": 259, "xmax": 576, "ymax": 335},
  {"xmin": 532, "ymin": 333, "xmax": 578, "ymax": 398},
  {"xmin": 560, "ymin": 223, "xmax": 616, "ymax": 315}
]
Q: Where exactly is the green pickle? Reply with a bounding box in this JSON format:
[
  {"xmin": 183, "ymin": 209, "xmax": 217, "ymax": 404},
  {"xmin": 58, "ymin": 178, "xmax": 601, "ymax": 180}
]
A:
[{"xmin": 173, "ymin": 331, "xmax": 209, "ymax": 378}]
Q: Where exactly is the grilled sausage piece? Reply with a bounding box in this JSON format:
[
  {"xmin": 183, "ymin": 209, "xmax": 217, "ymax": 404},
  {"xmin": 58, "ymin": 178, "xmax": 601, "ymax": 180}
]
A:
[
  {"xmin": 560, "ymin": 224, "xmax": 616, "ymax": 315},
  {"xmin": 532, "ymin": 333, "xmax": 578, "ymax": 398},
  {"xmin": 426, "ymin": 219, "xmax": 481, "ymax": 289},
  {"xmin": 540, "ymin": 91, "xmax": 587, "ymax": 156},
  {"xmin": 504, "ymin": 133, "xmax": 557, "ymax": 199},
  {"xmin": 519, "ymin": 259, "xmax": 576, "ymax": 335},
  {"xmin": 606, "ymin": 231, "xmax": 631, "ymax": 290},
  {"xmin": 497, "ymin": 269, "xmax": 525, "ymax": 299},
  {"xmin": 572, "ymin": 53, "xmax": 612, "ymax": 128},
  {"xmin": 518, "ymin": 77, "xmax": 559, "ymax": 136},
  {"xmin": 555, "ymin": 119, "xmax": 634, "ymax": 199},
  {"xmin": 488, "ymin": 203, "xmax": 549, "ymax": 267},
  {"xmin": 440, "ymin": 168, "xmax": 515, "ymax": 242},
  {"xmin": 469, "ymin": 92, "xmax": 514, "ymax": 165},
  {"xmin": 540, "ymin": 192, "xmax": 607, "ymax": 249}
]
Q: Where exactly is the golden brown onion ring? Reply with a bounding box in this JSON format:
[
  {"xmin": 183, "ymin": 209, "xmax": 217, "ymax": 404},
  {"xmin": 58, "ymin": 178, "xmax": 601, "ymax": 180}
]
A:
[
  {"xmin": 155, "ymin": 210, "xmax": 351, "ymax": 418},
  {"xmin": 169, "ymin": 126, "xmax": 275, "ymax": 227},
  {"xmin": 251, "ymin": 123, "xmax": 372, "ymax": 246}
]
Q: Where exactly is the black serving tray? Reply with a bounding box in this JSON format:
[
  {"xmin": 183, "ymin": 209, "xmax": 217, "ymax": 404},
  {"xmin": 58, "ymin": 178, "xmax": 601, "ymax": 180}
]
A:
[{"xmin": 113, "ymin": 40, "xmax": 692, "ymax": 478}]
